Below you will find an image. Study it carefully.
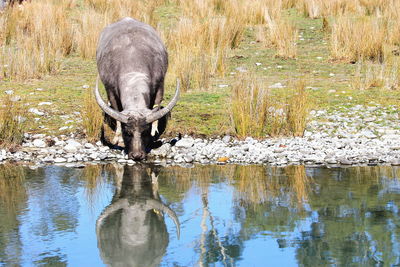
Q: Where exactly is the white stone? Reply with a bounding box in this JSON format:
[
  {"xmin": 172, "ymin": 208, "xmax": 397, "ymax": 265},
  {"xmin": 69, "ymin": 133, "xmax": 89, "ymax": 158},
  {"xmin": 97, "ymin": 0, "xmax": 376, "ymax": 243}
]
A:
[
  {"xmin": 222, "ymin": 135, "xmax": 231, "ymax": 143},
  {"xmin": 38, "ymin": 102, "xmax": 52, "ymax": 106},
  {"xmin": 235, "ymin": 66, "xmax": 247, "ymax": 73},
  {"xmin": 269, "ymin": 83, "xmax": 285, "ymax": 89},
  {"xmin": 175, "ymin": 138, "xmax": 195, "ymax": 148},
  {"xmin": 28, "ymin": 108, "xmax": 45, "ymax": 116},
  {"xmin": 74, "ymin": 154, "xmax": 84, "ymax": 161},
  {"xmin": 11, "ymin": 96, "xmax": 21, "ymax": 102},
  {"xmin": 55, "ymin": 140, "xmax": 65, "ymax": 146},
  {"xmin": 364, "ymin": 117, "xmax": 376, "ymax": 122},
  {"xmin": 89, "ymin": 153, "xmax": 99, "ymax": 160},
  {"xmin": 67, "ymin": 139, "xmax": 82, "ymax": 147},
  {"xmin": 360, "ymin": 130, "xmax": 377, "ymax": 139},
  {"xmin": 184, "ymin": 155, "xmax": 194, "ymax": 163},
  {"xmin": 67, "ymin": 157, "xmax": 77, "ymax": 163},
  {"xmin": 54, "ymin": 157, "xmax": 67, "ymax": 163},
  {"xmin": 64, "ymin": 144, "xmax": 79, "ymax": 153},
  {"xmin": 151, "ymin": 143, "xmax": 171, "ymax": 157},
  {"xmin": 33, "ymin": 139, "xmax": 46, "ymax": 148},
  {"xmin": 85, "ymin": 143, "xmax": 95, "ymax": 149}
]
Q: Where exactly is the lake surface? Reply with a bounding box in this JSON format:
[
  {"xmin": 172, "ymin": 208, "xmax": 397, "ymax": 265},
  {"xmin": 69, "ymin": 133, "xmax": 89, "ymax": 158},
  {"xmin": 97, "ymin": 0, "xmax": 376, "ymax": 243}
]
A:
[{"xmin": 0, "ymin": 163, "xmax": 400, "ymax": 266}]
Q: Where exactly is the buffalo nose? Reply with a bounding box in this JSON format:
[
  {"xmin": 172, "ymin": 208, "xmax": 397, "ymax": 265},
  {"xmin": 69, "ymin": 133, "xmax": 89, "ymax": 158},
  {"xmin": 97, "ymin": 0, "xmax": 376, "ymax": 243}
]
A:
[{"xmin": 129, "ymin": 152, "xmax": 146, "ymax": 161}]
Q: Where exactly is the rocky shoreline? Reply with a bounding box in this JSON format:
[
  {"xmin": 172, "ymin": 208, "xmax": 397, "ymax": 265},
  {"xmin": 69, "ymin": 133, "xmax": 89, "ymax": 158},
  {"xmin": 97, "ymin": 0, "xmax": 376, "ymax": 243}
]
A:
[
  {"xmin": 1, "ymin": 104, "xmax": 400, "ymax": 167},
  {"xmin": 2, "ymin": 133, "xmax": 400, "ymax": 167}
]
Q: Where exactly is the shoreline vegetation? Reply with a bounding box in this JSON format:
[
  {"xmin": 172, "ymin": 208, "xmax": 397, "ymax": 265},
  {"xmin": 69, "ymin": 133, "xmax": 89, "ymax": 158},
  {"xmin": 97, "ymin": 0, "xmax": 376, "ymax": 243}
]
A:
[{"xmin": 0, "ymin": 0, "xmax": 400, "ymax": 154}]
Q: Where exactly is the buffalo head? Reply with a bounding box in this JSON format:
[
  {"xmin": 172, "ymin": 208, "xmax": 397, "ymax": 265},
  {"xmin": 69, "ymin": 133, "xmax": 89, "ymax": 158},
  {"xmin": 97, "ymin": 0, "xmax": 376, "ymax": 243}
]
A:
[{"xmin": 94, "ymin": 78, "xmax": 179, "ymax": 160}]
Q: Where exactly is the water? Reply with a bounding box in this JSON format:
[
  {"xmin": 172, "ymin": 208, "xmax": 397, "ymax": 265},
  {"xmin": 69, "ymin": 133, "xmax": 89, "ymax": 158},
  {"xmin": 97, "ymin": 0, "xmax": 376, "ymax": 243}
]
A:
[{"xmin": 0, "ymin": 164, "xmax": 400, "ymax": 266}]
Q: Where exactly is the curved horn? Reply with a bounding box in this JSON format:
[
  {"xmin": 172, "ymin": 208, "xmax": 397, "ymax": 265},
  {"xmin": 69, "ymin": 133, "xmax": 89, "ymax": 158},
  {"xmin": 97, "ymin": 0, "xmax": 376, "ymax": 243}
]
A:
[
  {"xmin": 145, "ymin": 199, "xmax": 181, "ymax": 240},
  {"xmin": 94, "ymin": 76, "xmax": 129, "ymax": 123},
  {"xmin": 144, "ymin": 79, "xmax": 180, "ymax": 124},
  {"xmin": 96, "ymin": 199, "xmax": 129, "ymax": 235}
]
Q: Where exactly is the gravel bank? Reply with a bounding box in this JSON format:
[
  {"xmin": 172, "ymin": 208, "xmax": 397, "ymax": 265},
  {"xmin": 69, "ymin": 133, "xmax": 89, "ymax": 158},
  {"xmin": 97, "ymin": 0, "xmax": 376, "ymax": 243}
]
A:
[{"xmin": 1, "ymin": 104, "xmax": 400, "ymax": 167}]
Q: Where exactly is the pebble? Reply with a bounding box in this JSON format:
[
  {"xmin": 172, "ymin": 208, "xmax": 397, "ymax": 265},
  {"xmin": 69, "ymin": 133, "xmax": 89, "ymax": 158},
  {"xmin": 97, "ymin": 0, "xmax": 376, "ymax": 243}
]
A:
[
  {"xmin": 11, "ymin": 96, "xmax": 21, "ymax": 102},
  {"xmin": 28, "ymin": 108, "xmax": 45, "ymax": 116},
  {"xmin": 85, "ymin": 143, "xmax": 95, "ymax": 149},
  {"xmin": 183, "ymin": 155, "xmax": 194, "ymax": 163},
  {"xmin": 269, "ymin": 83, "xmax": 285, "ymax": 89},
  {"xmin": 235, "ymin": 66, "xmax": 247, "ymax": 73},
  {"xmin": 390, "ymin": 159, "xmax": 400, "ymax": 166},
  {"xmin": 54, "ymin": 157, "xmax": 67, "ymax": 163},
  {"xmin": 222, "ymin": 135, "xmax": 231, "ymax": 143},
  {"xmin": 175, "ymin": 138, "xmax": 194, "ymax": 148},
  {"xmin": 33, "ymin": 139, "xmax": 46, "ymax": 148},
  {"xmin": 38, "ymin": 102, "xmax": 52, "ymax": 106}
]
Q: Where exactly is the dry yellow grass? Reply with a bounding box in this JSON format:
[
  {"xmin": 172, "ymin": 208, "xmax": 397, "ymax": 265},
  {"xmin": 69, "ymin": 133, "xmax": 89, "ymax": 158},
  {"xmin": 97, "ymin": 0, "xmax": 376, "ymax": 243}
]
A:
[
  {"xmin": 352, "ymin": 55, "xmax": 400, "ymax": 90},
  {"xmin": 330, "ymin": 16, "xmax": 387, "ymax": 63},
  {"xmin": 0, "ymin": 0, "xmax": 166, "ymax": 79},
  {"xmin": 1, "ymin": 0, "xmax": 398, "ymax": 84},
  {"xmin": 300, "ymin": 0, "xmax": 324, "ymax": 19},
  {"xmin": 0, "ymin": 0, "xmax": 75, "ymax": 80},
  {"xmin": 75, "ymin": 8, "xmax": 108, "ymax": 59},
  {"xmin": 286, "ymin": 81, "xmax": 310, "ymax": 136},
  {"xmin": 81, "ymin": 86, "xmax": 103, "ymax": 142},
  {"xmin": 264, "ymin": 10, "xmax": 298, "ymax": 59},
  {"xmin": 231, "ymin": 75, "xmax": 311, "ymax": 138},
  {"xmin": 166, "ymin": 14, "xmax": 245, "ymax": 91},
  {"xmin": 231, "ymin": 75, "xmax": 269, "ymax": 138},
  {"xmin": 0, "ymin": 95, "xmax": 27, "ymax": 146}
]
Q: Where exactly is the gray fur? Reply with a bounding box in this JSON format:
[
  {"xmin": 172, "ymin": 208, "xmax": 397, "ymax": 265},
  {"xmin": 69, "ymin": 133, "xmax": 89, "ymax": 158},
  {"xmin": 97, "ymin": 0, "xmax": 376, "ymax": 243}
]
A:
[{"xmin": 96, "ymin": 17, "xmax": 169, "ymax": 160}]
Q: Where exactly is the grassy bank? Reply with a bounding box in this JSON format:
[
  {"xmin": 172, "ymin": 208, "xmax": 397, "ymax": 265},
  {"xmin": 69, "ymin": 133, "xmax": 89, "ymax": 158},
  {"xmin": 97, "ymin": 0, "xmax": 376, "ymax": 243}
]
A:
[{"xmin": 0, "ymin": 0, "xmax": 399, "ymax": 142}]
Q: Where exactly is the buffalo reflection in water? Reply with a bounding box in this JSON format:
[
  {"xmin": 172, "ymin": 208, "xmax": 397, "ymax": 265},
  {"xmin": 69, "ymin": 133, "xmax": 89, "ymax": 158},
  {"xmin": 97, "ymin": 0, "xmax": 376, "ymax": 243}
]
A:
[{"xmin": 96, "ymin": 164, "xmax": 180, "ymax": 267}]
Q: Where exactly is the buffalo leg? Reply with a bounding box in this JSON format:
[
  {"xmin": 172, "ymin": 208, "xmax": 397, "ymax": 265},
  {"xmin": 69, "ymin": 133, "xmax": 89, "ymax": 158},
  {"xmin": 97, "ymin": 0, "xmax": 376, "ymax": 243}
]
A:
[
  {"xmin": 112, "ymin": 121, "xmax": 124, "ymax": 146},
  {"xmin": 151, "ymin": 83, "xmax": 165, "ymax": 136},
  {"xmin": 104, "ymin": 86, "xmax": 124, "ymax": 146}
]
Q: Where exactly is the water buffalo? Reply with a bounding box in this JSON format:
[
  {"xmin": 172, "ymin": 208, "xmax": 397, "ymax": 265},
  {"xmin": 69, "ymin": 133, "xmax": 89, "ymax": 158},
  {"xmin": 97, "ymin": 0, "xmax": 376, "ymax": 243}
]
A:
[
  {"xmin": 96, "ymin": 164, "xmax": 180, "ymax": 266},
  {"xmin": 95, "ymin": 17, "xmax": 179, "ymax": 160}
]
